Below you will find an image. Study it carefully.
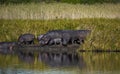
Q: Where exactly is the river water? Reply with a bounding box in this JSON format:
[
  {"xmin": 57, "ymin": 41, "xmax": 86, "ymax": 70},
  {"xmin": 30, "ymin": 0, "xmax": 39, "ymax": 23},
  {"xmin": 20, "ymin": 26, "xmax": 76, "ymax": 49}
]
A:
[{"xmin": 0, "ymin": 47, "xmax": 120, "ymax": 74}]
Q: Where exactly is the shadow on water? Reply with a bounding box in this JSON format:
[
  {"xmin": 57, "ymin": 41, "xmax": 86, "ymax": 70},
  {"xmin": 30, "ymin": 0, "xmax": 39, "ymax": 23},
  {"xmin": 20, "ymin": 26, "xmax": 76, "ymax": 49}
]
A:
[
  {"xmin": 0, "ymin": 45, "xmax": 120, "ymax": 74},
  {"xmin": 17, "ymin": 51, "xmax": 35, "ymax": 63},
  {"xmin": 0, "ymin": 45, "xmax": 85, "ymax": 65},
  {"xmin": 14, "ymin": 45, "xmax": 86, "ymax": 69}
]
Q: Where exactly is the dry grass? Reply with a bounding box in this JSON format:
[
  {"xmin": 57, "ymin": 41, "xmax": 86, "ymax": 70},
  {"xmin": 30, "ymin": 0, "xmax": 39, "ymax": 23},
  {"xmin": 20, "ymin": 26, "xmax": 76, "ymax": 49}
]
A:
[{"xmin": 0, "ymin": 3, "xmax": 120, "ymax": 19}]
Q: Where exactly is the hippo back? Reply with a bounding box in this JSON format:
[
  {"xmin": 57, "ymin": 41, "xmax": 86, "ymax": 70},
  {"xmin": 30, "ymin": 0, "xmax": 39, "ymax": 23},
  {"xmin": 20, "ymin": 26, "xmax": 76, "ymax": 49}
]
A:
[{"xmin": 18, "ymin": 34, "xmax": 35, "ymax": 42}]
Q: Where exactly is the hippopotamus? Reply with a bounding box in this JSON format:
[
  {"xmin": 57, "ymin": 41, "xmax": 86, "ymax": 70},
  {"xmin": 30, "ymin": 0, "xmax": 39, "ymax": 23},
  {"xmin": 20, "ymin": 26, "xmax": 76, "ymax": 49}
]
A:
[
  {"xmin": 39, "ymin": 30, "xmax": 66, "ymax": 45},
  {"xmin": 68, "ymin": 30, "xmax": 91, "ymax": 44},
  {"xmin": 38, "ymin": 33, "xmax": 62, "ymax": 45},
  {"xmin": 39, "ymin": 30, "xmax": 91, "ymax": 46},
  {"xmin": 18, "ymin": 33, "xmax": 35, "ymax": 45}
]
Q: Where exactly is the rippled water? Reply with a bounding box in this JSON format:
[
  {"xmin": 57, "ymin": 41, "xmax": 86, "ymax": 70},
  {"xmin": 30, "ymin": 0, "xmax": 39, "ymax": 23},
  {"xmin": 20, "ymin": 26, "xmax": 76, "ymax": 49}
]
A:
[{"xmin": 0, "ymin": 47, "xmax": 120, "ymax": 74}]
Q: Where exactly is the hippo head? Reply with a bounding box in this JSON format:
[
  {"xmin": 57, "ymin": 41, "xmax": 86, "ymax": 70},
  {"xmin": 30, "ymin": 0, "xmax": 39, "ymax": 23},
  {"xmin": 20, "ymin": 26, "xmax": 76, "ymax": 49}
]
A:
[
  {"xmin": 37, "ymin": 34, "xmax": 44, "ymax": 41},
  {"xmin": 18, "ymin": 38, "xmax": 24, "ymax": 45},
  {"xmin": 39, "ymin": 34, "xmax": 50, "ymax": 45}
]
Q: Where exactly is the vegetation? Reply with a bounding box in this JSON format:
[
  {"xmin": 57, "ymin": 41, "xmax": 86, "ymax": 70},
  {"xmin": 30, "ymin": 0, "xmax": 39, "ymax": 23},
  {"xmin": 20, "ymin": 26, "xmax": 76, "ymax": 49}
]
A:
[
  {"xmin": 0, "ymin": 0, "xmax": 120, "ymax": 4},
  {"xmin": 0, "ymin": 2, "xmax": 120, "ymax": 72},
  {"xmin": 0, "ymin": 18, "xmax": 119, "ymax": 50},
  {"xmin": 0, "ymin": 3, "xmax": 120, "ymax": 19},
  {"xmin": 0, "ymin": 3, "xmax": 120, "ymax": 50},
  {"xmin": 0, "ymin": 1, "xmax": 120, "ymax": 73}
]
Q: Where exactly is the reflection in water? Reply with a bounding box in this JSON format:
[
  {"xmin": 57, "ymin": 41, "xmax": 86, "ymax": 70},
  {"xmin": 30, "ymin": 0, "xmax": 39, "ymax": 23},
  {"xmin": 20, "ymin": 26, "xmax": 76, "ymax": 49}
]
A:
[
  {"xmin": 18, "ymin": 51, "xmax": 35, "ymax": 63},
  {"xmin": 0, "ymin": 45, "xmax": 86, "ymax": 74},
  {"xmin": 0, "ymin": 46, "xmax": 120, "ymax": 74},
  {"xmin": 0, "ymin": 48, "xmax": 14, "ymax": 54},
  {"xmin": 38, "ymin": 52, "xmax": 86, "ymax": 68},
  {"xmin": 16, "ymin": 51, "xmax": 86, "ymax": 69}
]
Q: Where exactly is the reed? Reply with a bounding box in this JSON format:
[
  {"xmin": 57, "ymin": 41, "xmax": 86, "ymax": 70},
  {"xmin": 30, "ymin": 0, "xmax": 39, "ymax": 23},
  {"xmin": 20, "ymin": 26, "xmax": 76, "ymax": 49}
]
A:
[{"xmin": 0, "ymin": 3, "xmax": 120, "ymax": 19}]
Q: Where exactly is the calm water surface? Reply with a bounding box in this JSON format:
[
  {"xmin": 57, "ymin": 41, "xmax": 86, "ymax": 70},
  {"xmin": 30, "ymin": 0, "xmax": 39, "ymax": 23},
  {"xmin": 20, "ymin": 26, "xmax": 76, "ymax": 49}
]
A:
[{"xmin": 0, "ymin": 47, "xmax": 120, "ymax": 74}]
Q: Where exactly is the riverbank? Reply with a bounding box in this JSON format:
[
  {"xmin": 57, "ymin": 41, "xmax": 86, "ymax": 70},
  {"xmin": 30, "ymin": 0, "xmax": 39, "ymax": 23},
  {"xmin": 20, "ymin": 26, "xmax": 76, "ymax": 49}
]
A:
[{"xmin": 0, "ymin": 18, "xmax": 119, "ymax": 50}]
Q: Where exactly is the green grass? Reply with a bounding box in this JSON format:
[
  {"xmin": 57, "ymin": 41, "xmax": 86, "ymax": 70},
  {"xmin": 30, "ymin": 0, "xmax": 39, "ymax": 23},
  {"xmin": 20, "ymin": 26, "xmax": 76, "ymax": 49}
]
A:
[
  {"xmin": 0, "ymin": 18, "xmax": 120, "ymax": 50},
  {"xmin": 0, "ymin": 3, "xmax": 120, "ymax": 19},
  {"xmin": 0, "ymin": 3, "xmax": 120, "ymax": 72},
  {"xmin": 0, "ymin": 3, "xmax": 120, "ymax": 50}
]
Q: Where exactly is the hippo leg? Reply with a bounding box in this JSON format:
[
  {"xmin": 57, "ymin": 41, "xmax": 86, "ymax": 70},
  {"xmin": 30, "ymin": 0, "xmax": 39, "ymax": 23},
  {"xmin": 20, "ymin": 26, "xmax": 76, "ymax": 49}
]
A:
[
  {"xmin": 54, "ymin": 38, "xmax": 62, "ymax": 45},
  {"xmin": 77, "ymin": 38, "xmax": 84, "ymax": 44},
  {"xmin": 40, "ymin": 42, "xmax": 46, "ymax": 46},
  {"xmin": 49, "ymin": 39, "xmax": 54, "ymax": 45},
  {"xmin": 71, "ymin": 38, "xmax": 76, "ymax": 44},
  {"xmin": 29, "ymin": 40, "xmax": 34, "ymax": 44},
  {"xmin": 80, "ymin": 39, "xmax": 84, "ymax": 44},
  {"xmin": 62, "ymin": 38, "xmax": 69, "ymax": 46},
  {"xmin": 56, "ymin": 40, "xmax": 61, "ymax": 45}
]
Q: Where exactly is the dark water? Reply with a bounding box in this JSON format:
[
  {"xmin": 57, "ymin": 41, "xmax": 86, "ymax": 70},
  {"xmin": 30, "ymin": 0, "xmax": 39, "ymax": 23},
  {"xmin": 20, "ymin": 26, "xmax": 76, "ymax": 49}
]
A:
[{"xmin": 0, "ymin": 47, "xmax": 120, "ymax": 74}]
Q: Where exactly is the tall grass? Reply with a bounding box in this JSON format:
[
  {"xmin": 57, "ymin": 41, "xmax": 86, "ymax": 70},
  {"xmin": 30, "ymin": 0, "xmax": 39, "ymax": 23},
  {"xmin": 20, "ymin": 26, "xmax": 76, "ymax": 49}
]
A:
[
  {"xmin": 1, "ymin": 0, "xmax": 120, "ymax": 4},
  {"xmin": 0, "ymin": 18, "xmax": 119, "ymax": 50},
  {"xmin": 0, "ymin": 3, "xmax": 120, "ymax": 19}
]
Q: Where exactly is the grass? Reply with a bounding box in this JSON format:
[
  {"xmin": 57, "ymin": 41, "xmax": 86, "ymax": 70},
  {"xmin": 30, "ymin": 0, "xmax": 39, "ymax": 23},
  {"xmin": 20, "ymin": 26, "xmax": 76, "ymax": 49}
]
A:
[
  {"xmin": 0, "ymin": 18, "xmax": 120, "ymax": 50},
  {"xmin": 0, "ymin": 3, "xmax": 120, "ymax": 19},
  {"xmin": 0, "ymin": 3, "xmax": 120, "ymax": 50},
  {"xmin": 0, "ymin": 3, "xmax": 120, "ymax": 72},
  {"xmin": 1, "ymin": 0, "xmax": 120, "ymax": 4}
]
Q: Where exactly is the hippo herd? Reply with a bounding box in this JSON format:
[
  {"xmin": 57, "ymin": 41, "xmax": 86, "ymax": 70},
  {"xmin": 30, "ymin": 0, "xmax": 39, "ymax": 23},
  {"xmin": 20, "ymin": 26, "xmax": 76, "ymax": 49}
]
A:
[
  {"xmin": 0, "ymin": 30, "xmax": 90, "ymax": 67},
  {"xmin": 0, "ymin": 30, "xmax": 91, "ymax": 50},
  {"xmin": 38, "ymin": 30, "xmax": 91, "ymax": 46},
  {"xmin": 17, "ymin": 30, "xmax": 91, "ymax": 46}
]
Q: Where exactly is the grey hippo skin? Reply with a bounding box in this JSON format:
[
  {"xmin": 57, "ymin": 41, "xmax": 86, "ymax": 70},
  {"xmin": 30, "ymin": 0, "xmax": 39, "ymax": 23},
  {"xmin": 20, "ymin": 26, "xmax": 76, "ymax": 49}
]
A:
[
  {"xmin": 18, "ymin": 33, "xmax": 35, "ymax": 45},
  {"xmin": 38, "ymin": 30, "xmax": 63, "ymax": 45},
  {"xmin": 38, "ymin": 34, "xmax": 62, "ymax": 45},
  {"xmin": 37, "ymin": 34, "xmax": 45, "ymax": 45},
  {"xmin": 39, "ymin": 30, "xmax": 91, "ymax": 46},
  {"xmin": 69, "ymin": 30, "xmax": 91, "ymax": 44},
  {"xmin": 48, "ymin": 38, "xmax": 62, "ymax": 45}
]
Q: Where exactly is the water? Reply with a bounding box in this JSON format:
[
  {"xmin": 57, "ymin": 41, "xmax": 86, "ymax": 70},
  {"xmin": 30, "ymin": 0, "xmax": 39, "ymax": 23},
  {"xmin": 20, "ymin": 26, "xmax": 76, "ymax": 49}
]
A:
[{"xmin": 0, "ymin": 47, "xmax": 120, "ymax": 74}]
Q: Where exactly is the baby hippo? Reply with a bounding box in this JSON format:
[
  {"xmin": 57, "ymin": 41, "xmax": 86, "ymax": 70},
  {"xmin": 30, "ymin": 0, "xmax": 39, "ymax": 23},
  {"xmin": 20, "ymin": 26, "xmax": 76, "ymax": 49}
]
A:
[{"xmin": 18, "ymin": 33, "xmax": 35, "ymax": 45}]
